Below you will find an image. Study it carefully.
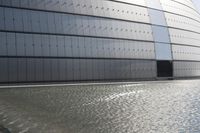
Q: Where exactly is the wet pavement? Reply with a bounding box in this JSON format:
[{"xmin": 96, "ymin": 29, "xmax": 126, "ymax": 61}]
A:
[{"xmin": 0, "ymin": 80, "xmax": 200, "ymax": 133}]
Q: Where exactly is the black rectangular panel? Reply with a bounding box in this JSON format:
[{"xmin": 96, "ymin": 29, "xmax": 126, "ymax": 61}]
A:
[{"xmin": 157, "ymin": 61, "xmax": 173, "ymax": 77}]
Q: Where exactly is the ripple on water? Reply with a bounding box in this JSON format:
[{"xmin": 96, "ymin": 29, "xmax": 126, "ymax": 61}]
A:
[{"xmin": 0, "ymin": 80, "xmax": 200, "ymax": 133}]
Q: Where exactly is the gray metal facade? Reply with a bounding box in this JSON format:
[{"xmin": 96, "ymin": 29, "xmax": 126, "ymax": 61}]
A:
[{"xmin": 0, "ymin": 0, "xmax": 200, "ymax": 83}]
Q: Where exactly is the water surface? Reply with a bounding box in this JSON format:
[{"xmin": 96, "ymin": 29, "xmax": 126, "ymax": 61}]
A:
[{"xmin": 0, "ymin": 80, "xmax": 200, "ymax": 133}]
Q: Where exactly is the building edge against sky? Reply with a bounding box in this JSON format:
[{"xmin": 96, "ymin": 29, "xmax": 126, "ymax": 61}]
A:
[{"xmin": 0, "ymin": 0, "xmax": 200, "ymax": 83}]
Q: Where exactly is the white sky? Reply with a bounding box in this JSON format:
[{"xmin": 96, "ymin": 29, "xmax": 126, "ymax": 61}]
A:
[{"xmin": 192, "ymin": 0, "xmax": 200, "ymax": 13}]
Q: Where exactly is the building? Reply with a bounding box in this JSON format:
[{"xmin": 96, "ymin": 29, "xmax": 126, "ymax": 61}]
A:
[{"xmin": 0, "ymin": 0, "xmax": 200, "ymax": 83}]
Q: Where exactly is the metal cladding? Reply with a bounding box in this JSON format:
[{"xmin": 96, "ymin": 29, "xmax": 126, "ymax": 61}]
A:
[{"xmin": 0, "ymin": 0, "xmax": 200, "ymax": 83}]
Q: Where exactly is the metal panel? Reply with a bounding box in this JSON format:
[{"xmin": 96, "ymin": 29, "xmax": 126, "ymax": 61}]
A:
[
  {"xmin": 0, "ymin": 58, "xmax": 8, "ymax": 82},
  {"xmin": 47, "ymin": 12, "xmax": 56, "ymax": 33},
  {"xmin": 73, "ymin": 0, "xmax": 81, "ymax": 14},
  {"xmin": 92, "ymin": 59, "xmax": 98, "ymax": 80},
  {"xmin": 39, "ymin": 12, "xmax": 49, "ymax": 33},
  {"xmin": 0, "ymin": 7, "xmax": 4, "ymax": 30},
  {"xmin": 78, "ymin": 37, "xmax": 85, "ymax": 57},
  {"xmin": 0, "ymin": 32, "xmax": 7, "ymax": 56},
  {"xmin": 51, "ymin": 59, "xmax": 59, "ymax": 81},
  {"xmin": 17, "ymin": 58, "xmax": 26, "ymax": 82},
  {"xmin": 73, "ymin": 59, "xmax": 80, "ymax": 80},
  {"xmin": 2, "ymin": 0, "xmax": 11, "ymax": 6},
  {"xmin": 7, "ymin": 33, "xmax": 16, "ymax": 56},
  {"xmin": 82, "ymin": 16, "xmax": 90, "ymax": 36},
  {"xmin": 16, "ymin": 33, "xmax": 25, "ymax": 56},
  {"xmin": 62, "ymin": 14, "xmax": 70, "ymax": 34},
  {"xmin": 130, "ymin": 60, "xmax": 135, "ymax": 79},
  {"xmin": 33, "ymin": 34, "xmax": 42, "ymax": 56},
  {"xmin": 86, "ymin": 59, "xmax": 93, "ymax": 80},
  {"xmin": 59, "ymin": 59, "xmax": 66, "ymax": 81},
  {"xmin": 62, "ymin": 0, "xmax": 74, "ymax": 13},
  {"xmin": 50, "ymin": 35, "xmax": 58, "ymax": 56},
  {"xmin": 55, "ymin": 13, "xmax": 64, "ymax": 34},
  {"xmin": 27, "ymin": 58, "xmax": 35, "ymax": 81},
  {"xmin": 95, "ymin": 38, "xmax": 100, "ymax": 57},
  {"xmin": 20, "ymin": 0, "xmax": 29, "ymax": 8},
  {"xmin": 41, "ymin": 35, "xmax": 50, "ymax": 56},
  {"xmin": 22, "ymin": 10, "xmax": 32, "ymax": 32},
  {"xmin": 5, "ymin": 8, "xmax": 14, "ymax": 31},
  {"xmin": 31, "ymin": 10, "xmax": 41, "ymax": 32},
  {"xmin": 24, "ymin": 34, "xmax": 34, "ymax": 56},
  {"xmin": 35, "ymin": 59, "xmax": 43, "ymax": 81},
  {"xmin": 72, "ymin": 36, "xmax": 79, "ymax": 57},
  {"xmin": 78, "ymin": 59, "xmax": 84, "ymax": 80},
  {"xmin": 70, "ymin": 15, "xmax": 78, "ymax": 35},
  {"xmin": 13, "ymin": 9, "xmax": 23, "ymax": 31},
  {"xmin": 57, "ymin": 36, "xmax": 65, "ymax": 57},
  {"xmin": 104, "ymin": 60, "xmax": 109, "ymax": 79},
  {"xmin": 99, "ymin": 39, "xmax": 105, "ymax": 58},
  {"xmin": 90, "ymin": 38, "xmax": 96, "ymax": 58},
  {"xmin": 65, "ymin": 36, "xmax": 72, "ymax": 57},
  {"xmin": 51, "ymin": 0, "xmax": 61, "ymax": 11},
  {"xmin": 8, "ymin": 58, "xmax": 18, "ymax": 82},
  {"xmin": 66, "ymin": 59, "xmax": 74, "ymax": 81},
  {"xmin": 43, "ymin": 59, "xmax": 51, "ymax": 81},
  {"xmin": 98, "ymin": 59, "xmax": 105, "ymax": 80},
  {"xmin": 76, "ymin": 15, "xmax": 84, "ymax": 35},
  {"xmin": 84, "ymin": 37, "xmax": 91, "ymax": 57}
]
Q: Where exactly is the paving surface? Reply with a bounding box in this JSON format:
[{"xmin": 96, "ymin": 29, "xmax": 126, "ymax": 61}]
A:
[{"xmin": 0, "ymin": 80, "xmax": 200, "ymax": 133}]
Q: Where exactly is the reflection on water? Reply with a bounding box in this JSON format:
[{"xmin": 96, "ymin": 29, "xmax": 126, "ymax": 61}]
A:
[{"xmin": 0, "ymin": 80, "xmax": 200, "ymax": 133}]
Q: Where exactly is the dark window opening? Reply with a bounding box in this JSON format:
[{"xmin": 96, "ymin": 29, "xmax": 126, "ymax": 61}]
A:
[{"xmin": 157, "ymin": 61, "xmax": 173, "ymax": 77}]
